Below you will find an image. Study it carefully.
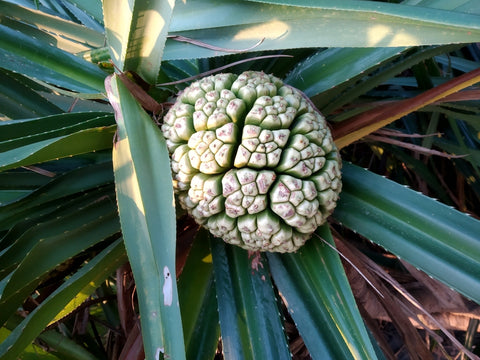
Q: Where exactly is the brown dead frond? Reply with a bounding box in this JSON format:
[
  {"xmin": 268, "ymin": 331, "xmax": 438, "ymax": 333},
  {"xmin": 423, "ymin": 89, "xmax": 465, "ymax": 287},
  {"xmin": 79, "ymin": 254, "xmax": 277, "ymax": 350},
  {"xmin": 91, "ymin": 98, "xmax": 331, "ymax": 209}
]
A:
[
  {"xmin": 365, "ymin": 133, "xmax": 467, "ymax": 159},
  {"xmin": 331, "ymin": 230, "xmax": 480, "ymax": 360},
  {"xmin": 332, "ymin": 67, "xmax": 480, "ymax": 149}
]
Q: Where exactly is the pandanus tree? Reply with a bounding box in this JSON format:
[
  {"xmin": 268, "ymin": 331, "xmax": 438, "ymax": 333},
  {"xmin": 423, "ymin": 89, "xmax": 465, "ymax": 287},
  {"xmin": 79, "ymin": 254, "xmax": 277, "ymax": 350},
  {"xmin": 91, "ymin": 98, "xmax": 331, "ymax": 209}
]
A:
[{"xmin": 1, "ymin": 0, "xmax": 480, "ymax": 359}]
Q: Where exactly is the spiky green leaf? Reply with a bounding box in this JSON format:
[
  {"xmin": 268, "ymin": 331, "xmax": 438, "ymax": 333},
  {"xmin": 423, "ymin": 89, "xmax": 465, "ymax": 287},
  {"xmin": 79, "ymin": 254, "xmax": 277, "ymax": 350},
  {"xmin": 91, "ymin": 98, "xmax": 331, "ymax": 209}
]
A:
[
  {"xmin": 0, "ymin": 239, "xmax": 126, "ymax": 360},
  {"xmin": 335, "ymin": 163, "xmax": 480, "ymax": 302},
  {"xmin": 211, "ymin": 237, "xmax": 291, "ymax": 360},
  {"xmin": 178, "ymin": 229, "xmax": 220, "ymax": 360},
  {"xmin": 269, "ymin": 224, "xmax": 378, "ymax": 360}
]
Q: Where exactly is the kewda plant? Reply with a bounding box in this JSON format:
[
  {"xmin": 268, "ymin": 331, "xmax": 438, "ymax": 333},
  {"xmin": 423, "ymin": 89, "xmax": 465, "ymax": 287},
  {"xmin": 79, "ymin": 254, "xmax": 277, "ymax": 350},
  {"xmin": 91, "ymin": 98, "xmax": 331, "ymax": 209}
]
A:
[{"xmin": 162, "ymin": 71, "xmax": 341, "ymax": 252}]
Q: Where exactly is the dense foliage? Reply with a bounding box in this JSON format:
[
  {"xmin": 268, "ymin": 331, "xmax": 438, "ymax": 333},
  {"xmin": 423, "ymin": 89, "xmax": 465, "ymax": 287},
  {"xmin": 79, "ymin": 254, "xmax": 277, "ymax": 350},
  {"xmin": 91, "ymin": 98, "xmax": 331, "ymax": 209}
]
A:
[{"xmin": 1, "ymin": 0, "xmax": 480, "ymax": 359}]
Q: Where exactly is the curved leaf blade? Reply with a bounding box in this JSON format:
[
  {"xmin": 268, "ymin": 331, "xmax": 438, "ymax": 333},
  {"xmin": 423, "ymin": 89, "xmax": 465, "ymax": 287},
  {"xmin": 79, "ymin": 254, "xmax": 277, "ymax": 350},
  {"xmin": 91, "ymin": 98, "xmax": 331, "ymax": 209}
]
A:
[
  {"xmin": 248, "ymin": 0, "xmax": 480, "ymax": 27},
  {"xmin": 0, "ymin": 161, "xmax": 114, "ymax": 229},
  {"xmin": 1, "ymin": 316, "xmax": 97, "ymax": 360},
  {"xmin": 103, "ymin": 0, "xmax": 176, "ymax": 84},
  {"xmin": 0, "ymin": 125, "xmax": 116, "ymax": 172},
  {"xmin": 0, "ymin": 190, "xmax": 117, "ymax": 278},
  {"xmin": 0, "ymin": 2, "xmax": 104, "ymax": 49},
  {"xmin": 178, "ymin": 229, "xmax": 220, "ymax": 360},
  {"xmin": 332, "ymin": 66, "xmax": 480, "ymax": 149},
  {"xmin": 334, "ymin": 163, "xmax": 480, "ymax": 302},
  {"xmin": 0, "ymin": 239, "xmax": 126, "ymax": 360},
  {"xmin": 285, "ymin": 48, "xmax": 406, "ymax": 97},
  {"xmin": 64, "ymin": 0, "xmax": 104, "ymax": 26},
  {"xmin": 268, "ymin": 224, "xmax": 378, "ymax": 360},
  {"xmin": 0, "ymin": 113, "xmax": 114, "ymax": 152},
  {"xmin": 0, "ymin": 200, "xmax": 119, "ymax": 326},
  {"xmin": 0, "ymin": 70, "xmax": 63, "ymax": 119},
  {"xmin": 0, "ymin": 112, "xmax": 113, "ymax": 142},
  {"xmin": 0, "ymin": 23, "xmax": 106, "ymax": 92},
  {"xmin": 210, "ymin": 237, "xmax": 291, "ymax": 360},
  {"xmin": 106, "ymin": 74, "xmax": 184, "ymax": 360},
  {"xmin": 164, "ymin": 0, "xmax": 480, "ymax": 61}
]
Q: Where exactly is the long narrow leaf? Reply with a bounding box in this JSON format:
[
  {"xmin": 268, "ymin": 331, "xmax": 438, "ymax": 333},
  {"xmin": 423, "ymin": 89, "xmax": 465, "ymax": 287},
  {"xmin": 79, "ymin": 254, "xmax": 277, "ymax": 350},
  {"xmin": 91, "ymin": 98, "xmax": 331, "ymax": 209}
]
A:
[
  {"xmin": 0, "ymin": 170, "xmax": 51, "ymax": 198},
  {"xmin": 0, "ymin": 23, "xmax": 106, "ymax": 92},
  {"xmin": 0, "ymin": 239, "xmax": 127, "ymax": 360},
  {"xmin": 249, "ymin": 0, "xmax": 480, "ymax": 24},
  {"xmin": 163, "ymin": 0, "xmax": 480, "ymax": 61},
  {"xmin": 0, "ymin": 70, "xmax": 63, "ymax": 119},
  {"xmin": 4, "ymin": 314, "xmax": 97, "ymax": 360},
  {"xmin": 319, "ymin": 44, "xmax": 463, "ymax": 115},
  {"xmin": 0, "ymin": 2, "xmax": 104, "ymax": 49},
  {"xmin": 0, "ymin": 125, "xmax": 116, "ymax": 172},
  {"xmin": 106, "ymin": 74, "xmax": 184, "ymax": 360},
  {"xmin": 0, "ymin": 161, "xmax": 114, "ymax": 229},
  {"xmin": 285, "ymin": 47, "xmax": 406, "ymax": 97},
  {"xmin": 0, "ymin": 114, "xmax": 114, "ymax": 152},
  {"xmin": 64, "ymin": 0, "xmax": 104, "ymax": 25},
  {"xmin": 0, "ymin": 190, "xmax": 117, "ymax": 276},
  {"xmin": 211, "ymin": 237, "xmax": 291, "ymax": 360},
  {"xmin": 0, "ymin": 112, "xmax": 113, "ymax": 142},
  {"xmin": 0, "ymin": 201, "xmax": 119, "ymax": 326},
  {"xmin": 334, "ymin": 163, "xmax": 480, "ymax": 302},
  {"xmin": 268, "ymin": 224, "xmax": 378, "ymax": 360},
  {"xmin": 178, "ymin": 229, "xmax": 220, "ymax": 360},
  {"xmin": 59, "ymin": 1, "xmax": 104, "ymax": 32},
  {"xmin": 103, "ymin": 0, "xmax": 176, "ymax": 84}
]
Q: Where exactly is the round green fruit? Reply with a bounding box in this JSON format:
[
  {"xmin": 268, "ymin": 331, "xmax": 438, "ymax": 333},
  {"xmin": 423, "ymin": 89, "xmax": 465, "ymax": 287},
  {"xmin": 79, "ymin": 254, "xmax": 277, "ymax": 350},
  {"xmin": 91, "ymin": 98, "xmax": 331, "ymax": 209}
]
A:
[{"xmin": 162, "ymin": 71, "xmax": 341, "ymax": 252}]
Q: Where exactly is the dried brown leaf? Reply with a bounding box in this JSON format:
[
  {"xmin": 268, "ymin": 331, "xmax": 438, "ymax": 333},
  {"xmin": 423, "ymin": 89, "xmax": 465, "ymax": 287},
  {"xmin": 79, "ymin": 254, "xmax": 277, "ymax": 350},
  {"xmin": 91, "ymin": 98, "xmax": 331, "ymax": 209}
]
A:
[
  {"xmin": 115, "ymin": 70, "xmax": 165, "ymax": 115},
  {"xmin": 332, "ymin": 67, "xmax": 480, "ymax": 148},
  {"xmin": 365, "ymin": 134, "xmax": 467, "ymax": 159},
  {"xmin": 364, "ymin": 251, "xmax": 480, "ymax": 360},
  {"xmin": 333, "ymin": 235, "xmax": 435, "ymax": 360},
  {"xmin": 374, "ymin": 128, "xmax": 442, "ymax": 139},
  {"xmin": 118, "ymin": 321, "xmax": 145, "ymax": 360},
  {"xmin": 175, "ymin": 216, "xmax": 198, "ymax": 277},
  {"xmin": 116, "ymin": 263, "xmax": 137, "ymax": 336},
  {"xmin": 401, "ymin": 261, "xmax": 467, "ymax": 311}
]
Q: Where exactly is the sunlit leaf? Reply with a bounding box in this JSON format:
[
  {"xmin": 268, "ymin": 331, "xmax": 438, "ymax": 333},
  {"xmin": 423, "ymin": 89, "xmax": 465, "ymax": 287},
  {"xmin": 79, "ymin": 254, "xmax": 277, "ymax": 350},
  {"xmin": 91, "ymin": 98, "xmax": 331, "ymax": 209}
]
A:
[
  {"xmin": 332, "ymin": 67, "xmax": 480, "ymax": 148},
  {"xmin": 0, "ymin": 126, "xmax": 116, "ymax": 172},
  {"xmin": 0, "ymin": 14, "xmax": 106, "ymax": 92},
  {"xmin": 103, "ymin": 0, "xmax": 176, "ymax": 83},
  {"xmin": 163, "ymin": 0, "xmax": 480, "ymax": 60},
  {"xmin": 106, "ymin": 74, "xmax": 185, "ymax": 360}
]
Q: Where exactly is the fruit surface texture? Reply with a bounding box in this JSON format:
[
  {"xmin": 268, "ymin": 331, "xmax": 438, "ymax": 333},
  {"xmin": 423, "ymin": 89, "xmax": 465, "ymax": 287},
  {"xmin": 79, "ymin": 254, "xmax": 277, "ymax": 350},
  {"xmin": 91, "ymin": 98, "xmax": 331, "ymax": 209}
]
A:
[{"xmin": 162, "ymin": 71, "xmax": 341, "ymax": 252}]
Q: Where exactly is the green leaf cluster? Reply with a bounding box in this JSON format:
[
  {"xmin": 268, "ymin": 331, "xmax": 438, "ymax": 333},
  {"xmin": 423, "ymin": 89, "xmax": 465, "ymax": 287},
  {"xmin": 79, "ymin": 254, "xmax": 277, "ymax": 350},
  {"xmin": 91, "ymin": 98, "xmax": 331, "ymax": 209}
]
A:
[{"xmin": 1, "ymin": 0, "xmax": 480, "ymax": 359}]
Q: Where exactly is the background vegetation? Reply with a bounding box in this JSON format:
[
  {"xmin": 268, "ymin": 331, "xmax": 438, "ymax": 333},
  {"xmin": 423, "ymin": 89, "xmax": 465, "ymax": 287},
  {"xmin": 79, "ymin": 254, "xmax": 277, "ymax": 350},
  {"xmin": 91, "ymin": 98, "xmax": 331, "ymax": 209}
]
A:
[{"xmin": 1, "ymin": 0, "xmax": 480, "ymax": 359}]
